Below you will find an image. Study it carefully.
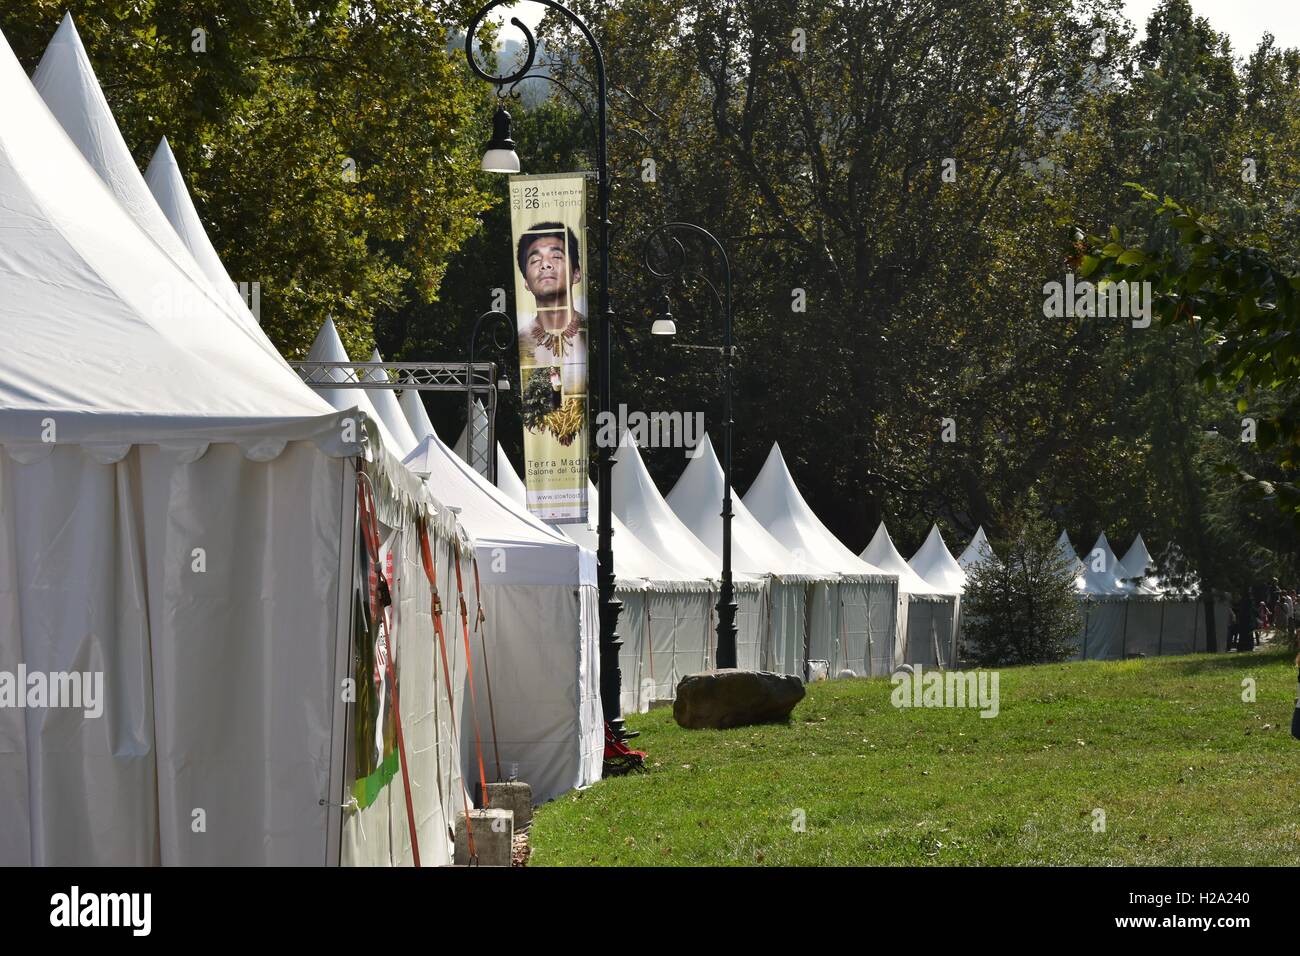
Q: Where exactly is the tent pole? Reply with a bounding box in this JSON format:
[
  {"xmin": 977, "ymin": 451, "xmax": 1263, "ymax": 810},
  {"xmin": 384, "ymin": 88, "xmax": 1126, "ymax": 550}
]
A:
[
  {"xmin": 1122, "ymin": 599, "xmax": 1129, "ymax": 658},
  {"xmin": 326, "ymin": 458, "xmax": 360, "ymax": 867},
  {"xmin": 1082, "ymin": 605, "xmax": 1090, "ymax": 660},
  {"xmin": 1157, "ymin": 600, "xmax": 1165, "ymax": 656}
]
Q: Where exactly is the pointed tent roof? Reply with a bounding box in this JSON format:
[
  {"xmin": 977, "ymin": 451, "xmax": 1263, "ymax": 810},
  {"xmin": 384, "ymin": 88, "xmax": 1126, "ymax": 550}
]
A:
[
  {"xmin": 304, "ymin": 320, "xmax": 400, "ymax": 452},
  {"xmin": 403, "ymin": 431, "xmax": 593, "ymax": 586},
  {"xmin": 666, "ymin": 434, "xmax": 833, "ymax": 579},
  {"xmin": 1119, "ymin": 532, "xmax": 1163, "ymax": 594},
  {"xmin": 1081, "ymin": 532, "xmax": 1142, "ymax": 595},
  {"xmin": 860, "ymin": 524, "xmax": 940, "ymax": 596},
  {"xmin": 1120, "ymin": 533, "xmax": 1154, "ymax": 577},
  {"xmin": 363, "ymin": 349, "xmax": 420, "ymax": 458},
  {"xmin": 743, "ymin": 442, "xmax": 893, "ymax": 579},
  {"xmin": 908, "ymin": 524, "xmax": 966, "ymax": 594},
  {"xmin": 0, "ymin": 25, "xmax": 345, "ymax": 448},
  {"xmin": 33, "ymin": 15, "xmax": 280, "ymax": 367},
  {"xmin": 398, "ymin": 388, "xmax": 436, "ymax": 442},
  {"xmin": 496, "ymin": 444, "xmax": 528, "ymax": 504},
  {"xmin": 958, "ymin": 526, "xmax": 996, "ymax": 570},
  {"xmin": 610, "ymin": 431, "xmax": 728, "ymax": 582},
  {"xmin": 1056, "ymin": 530, "xmax": 1088, "ymax": 590},
  {"xmin": 142, "ymin": 136, "xmax": 261, "ymax": 329}
]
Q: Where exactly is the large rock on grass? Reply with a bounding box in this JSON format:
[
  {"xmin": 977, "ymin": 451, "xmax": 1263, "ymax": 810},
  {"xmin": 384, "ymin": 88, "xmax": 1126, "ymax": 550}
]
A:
[{"xmin": 673, "ymin": 669, "xmax": 805, "ymax": 730}]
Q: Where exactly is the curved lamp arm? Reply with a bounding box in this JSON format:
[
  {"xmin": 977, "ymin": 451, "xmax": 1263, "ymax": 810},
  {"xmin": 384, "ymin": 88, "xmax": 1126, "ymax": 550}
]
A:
[{"xmin": 467, "ymin": 309, "xmax": 515, "ymax": 481}]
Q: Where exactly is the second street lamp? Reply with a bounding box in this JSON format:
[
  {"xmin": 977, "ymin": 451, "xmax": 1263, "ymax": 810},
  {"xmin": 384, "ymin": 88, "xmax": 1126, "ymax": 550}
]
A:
[
  {"xmin": 642, "ymin": 221, "xmax": 738, "ymax": 669},
  {"xmin": 465, "ymin": 0, "xmax": 629, "ymax": 738},
  {"xmin": 466, "ymin": 309, "xmax": 514, "ymax": 484}
]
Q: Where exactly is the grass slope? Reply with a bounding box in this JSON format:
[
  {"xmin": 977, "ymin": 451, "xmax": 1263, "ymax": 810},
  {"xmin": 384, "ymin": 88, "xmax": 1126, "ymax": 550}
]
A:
[{"xmin": 530, "ymin": 651, "xmax": 1300, "ymax": 866}]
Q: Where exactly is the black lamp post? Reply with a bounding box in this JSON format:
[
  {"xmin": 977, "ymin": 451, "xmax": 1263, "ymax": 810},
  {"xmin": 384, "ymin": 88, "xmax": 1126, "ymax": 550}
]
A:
[
  {"xmin": 466, "ymin": 309, "xmax": 514, "ymax": 485},
  {"xmin": 642, "ymin": 222, "xmax": 738, "ymax": 669},
  {"xmin": 465, "ymin": 1, "xmax": 628, "ymax": 737}
]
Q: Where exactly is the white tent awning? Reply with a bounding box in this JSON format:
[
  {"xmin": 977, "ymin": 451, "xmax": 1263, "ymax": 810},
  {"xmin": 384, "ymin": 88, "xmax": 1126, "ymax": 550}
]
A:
[{"xmin": 743, "ymin": 442, "xmax": 895, "ymax": 581}]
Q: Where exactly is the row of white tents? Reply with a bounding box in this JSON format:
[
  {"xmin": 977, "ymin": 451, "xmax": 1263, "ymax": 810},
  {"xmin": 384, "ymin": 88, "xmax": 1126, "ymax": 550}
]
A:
[
  {"xmin": 1052, "ymin": 531, "xmax": 1228, "ymax": 658},
  {"xmin": 0, "ymin": 14, "xmax": 1230, "ymax": 866}
]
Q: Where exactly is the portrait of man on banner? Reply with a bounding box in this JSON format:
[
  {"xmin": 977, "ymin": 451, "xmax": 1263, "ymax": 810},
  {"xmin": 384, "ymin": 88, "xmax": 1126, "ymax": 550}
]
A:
[{"xmin": 509, "ymin": 173, "xmax": 590, "ymax": 522}]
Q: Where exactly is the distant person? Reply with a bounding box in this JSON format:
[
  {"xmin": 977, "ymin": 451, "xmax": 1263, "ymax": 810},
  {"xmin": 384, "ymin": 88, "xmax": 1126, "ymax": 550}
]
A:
[
  {"xmin": 1237, "ymin": 594, "xmax": 1255, "ymax": 652},
  {"xmin": 1292, "ymin": 650, "xmax": 1300, "ymax": 741}
]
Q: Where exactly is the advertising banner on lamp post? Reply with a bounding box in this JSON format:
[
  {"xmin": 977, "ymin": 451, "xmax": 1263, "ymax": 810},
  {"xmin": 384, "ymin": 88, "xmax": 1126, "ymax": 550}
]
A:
[{"xmin": 508, "ymin": 172, "xmax": 589, "ymax": 522}]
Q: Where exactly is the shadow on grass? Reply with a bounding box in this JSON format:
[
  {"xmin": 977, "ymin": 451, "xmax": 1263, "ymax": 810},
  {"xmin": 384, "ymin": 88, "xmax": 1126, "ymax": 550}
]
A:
[{"xmin": 1154, "ymin": 649, "xmax": 1294, "ymax": 676}]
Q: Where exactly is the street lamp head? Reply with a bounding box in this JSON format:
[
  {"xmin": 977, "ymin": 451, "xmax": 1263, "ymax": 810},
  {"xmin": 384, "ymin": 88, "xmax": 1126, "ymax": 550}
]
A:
[
  {"xmin": 481, "ymin": 104, "xmax": 520, "ymax": 174},
  {"xmin": 651, "ymin": 293, "xmax": 677, "ymax": 336},
  {"xmin": 497, "ymin": 376, "xmax": 511, "ymax": 391}
]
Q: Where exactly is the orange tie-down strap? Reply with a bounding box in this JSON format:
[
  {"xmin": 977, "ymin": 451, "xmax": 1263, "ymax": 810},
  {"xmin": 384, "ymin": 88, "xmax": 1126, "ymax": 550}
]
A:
[
  {"xmin": 453, "ymin": 547, "xmax": 490, "ymax": 805},
  {"xmin": 357, "ymin": 472, "xmax": 420, "ymax": 867},
  {"xmin": 417, "ymin": 518, "xmax": 478, "ymax": 863}
]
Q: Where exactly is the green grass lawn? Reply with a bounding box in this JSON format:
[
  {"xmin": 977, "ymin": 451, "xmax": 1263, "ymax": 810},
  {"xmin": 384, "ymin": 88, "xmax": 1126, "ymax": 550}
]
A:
[{"xmin": 529, "ymin": 650, "xmax": 1300, "ymax": 865}]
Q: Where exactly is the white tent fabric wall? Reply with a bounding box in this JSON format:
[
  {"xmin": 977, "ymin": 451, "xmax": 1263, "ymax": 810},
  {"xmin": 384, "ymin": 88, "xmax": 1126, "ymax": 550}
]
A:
[
  {"xmin": 743, "ymin": 443, "xmax": 899, "ymax": 677},
  {"xmin": 340, "ymin": 462, "xmax": 473, "ymax": 868},
  {"xmin": 495, "ymin": 447, "xmax": 715, "ymax": 715},
  {"xmin": 555, "ymin": 480, "xmax": 716, "ymax": 714},
  {"xmin": 609, "ymin": 433, "xmax": 767, "ymax": 693},
  {"xmin": 0, "ymin": 19, "xmax": 474, "ymax": 865},
  {"xmin": 33, "ymin": 15, "xmax": 281, "ymax": 368},
  {"xmin": 861, "ymin": 524, "xmax": 959, "ymax": 670},
  {"xmin": 403, "ymin": 432, "xmax": 601, "ymax": 803},
  {"xmin": 1076, "ymin": 594, "xmax": 1230, "ymax": 660},
  {"xmin": 666, "ymin": 435, "xmax": 832, "ymax": 680}
]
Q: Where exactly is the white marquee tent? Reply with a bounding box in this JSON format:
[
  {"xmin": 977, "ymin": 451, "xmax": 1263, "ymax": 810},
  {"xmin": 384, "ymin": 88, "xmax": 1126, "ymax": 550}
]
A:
[
  {"xmin": 744, "ymin": 443, "xmax": 899, "ymax": 676},
  {"xmin": 402, "ymin": 432, "xmax": 601, "ymax": 803},
  {"xmin": 610, "ymin": 433, "xmax": 769, "ymax": 683},
  {"xmin": 958, "ymin": 526, "xmax": 996, "ymax": 570},
  {"xmin": 862, "ymin": 524, "xmax": 959, "ymax": 668},
  {"xmin": 667, "ymin": 435, "xmax": 835, "ymax": 678},
  {"xmin": 909, "ymin": 525, "xmax": 967, "ymax": 595},
  {"xmin": 498, "ymin": 439, "xmax": 743, "ymax": 713},
  {"xmin": 1075, "ymin": 532, "xmax": 1227, "ymax": 659},
  {"xmin": 552, "ymin": 477, "xmax": 717, "ymax": 714},
  {"xmin": 1, "ymin": 21, "xmax": 474, "ymax": 866}
]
